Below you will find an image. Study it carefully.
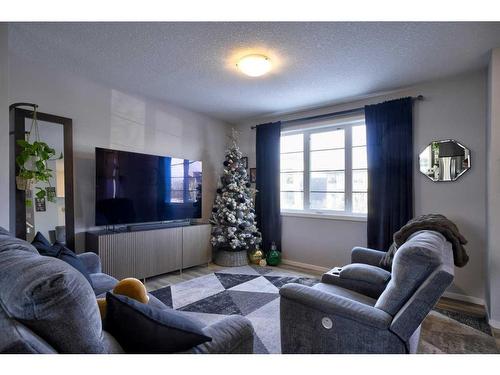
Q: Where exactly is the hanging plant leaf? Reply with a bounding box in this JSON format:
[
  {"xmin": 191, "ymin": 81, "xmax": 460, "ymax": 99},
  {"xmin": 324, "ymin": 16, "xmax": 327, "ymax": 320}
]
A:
[
  {"xmin": 15, "ymin": 107, "xmax": 58, "ymax": 206},
  {"xmin": 35, "ymin": 187, "xmax": 46, "ymax": 200},
  {"xmin": 16, "ymin": 154, "xmax": 28, "ymax": 167},
  {"xmin": 35, "ymin": 160, "xmax": 45, "ymax": 170},
  {"xmin": 16, "ymin": 139, "xmax": 31, "ymax": 148}
]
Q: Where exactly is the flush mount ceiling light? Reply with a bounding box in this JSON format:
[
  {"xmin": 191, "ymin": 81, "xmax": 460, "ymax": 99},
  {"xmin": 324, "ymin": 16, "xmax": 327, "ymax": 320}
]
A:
[{"xmin": 236, "ymin": 54, "xmax": 272, "ymax": 77}]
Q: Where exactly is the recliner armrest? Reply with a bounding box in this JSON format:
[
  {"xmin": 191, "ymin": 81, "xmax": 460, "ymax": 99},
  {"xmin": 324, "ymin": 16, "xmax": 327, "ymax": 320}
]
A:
[
  {"xmin": 77, "ymin": 252, "xmax": 102, "ymax": 274},
  {"xmin": 279, "ymin": 283, "xmax": 392, "ymax": 329},
  {"xmin": 340, "ymin": 263, "xmax": 391, "ymax": 284},
  {"xmin": 351, "ymin": 247, "xmax": 387, "ymax": 267},
  {"xmin": 321, "ymin": 263, "xmax": 390, "ymax": 299},
  {"xmin": 186, "ymin": 315, "xmax": 254, "ymax": 354}
]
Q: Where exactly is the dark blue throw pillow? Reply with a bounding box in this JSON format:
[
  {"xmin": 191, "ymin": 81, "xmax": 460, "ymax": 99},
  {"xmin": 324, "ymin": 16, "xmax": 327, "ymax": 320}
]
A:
[
  {"xmin": 104, "ymin": 293, "xmax": 212, "ymax": 353},
  {"xmin": 31, "ymin": 232, "xmax": 94, "ymax": 288},
  {"xmin": 54, "ymin": 243, "xmax": 94, "ymax": 288},
  {"xmin": 32, "ymin": 231, "xmax": 59, "ymax": 257}
]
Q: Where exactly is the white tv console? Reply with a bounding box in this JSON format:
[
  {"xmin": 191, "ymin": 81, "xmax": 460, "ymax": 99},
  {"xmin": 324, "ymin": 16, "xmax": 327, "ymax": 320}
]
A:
[{"xmin": 85, "ymin": 223, "xmax": 211, "ymax": 280}]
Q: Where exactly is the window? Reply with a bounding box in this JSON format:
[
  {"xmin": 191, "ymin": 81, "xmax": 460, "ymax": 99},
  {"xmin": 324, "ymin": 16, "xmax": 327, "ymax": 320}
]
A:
[
  {"xmin": 280, "ymin": 117, "xmax": 367, "ymax": 218},
  {"xmin": 169, "ymin": 159, "xmax": 202, "ymax": 203}
]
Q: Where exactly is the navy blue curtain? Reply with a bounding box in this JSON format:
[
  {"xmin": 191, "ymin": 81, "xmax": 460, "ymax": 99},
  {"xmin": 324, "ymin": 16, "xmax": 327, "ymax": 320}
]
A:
[
  {"xmin": 365, "ymin": 97, "xmax": 413, "ymax": 251},
  {"xmin": 256, "ymin": 121, "xmax": 282, "ymax": 253}
]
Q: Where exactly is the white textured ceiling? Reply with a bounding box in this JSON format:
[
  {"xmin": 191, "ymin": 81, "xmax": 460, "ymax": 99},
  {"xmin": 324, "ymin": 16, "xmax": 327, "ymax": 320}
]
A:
[{"xmin": 9, "ymin": 22, "xmax": 500, "ymax": 123}]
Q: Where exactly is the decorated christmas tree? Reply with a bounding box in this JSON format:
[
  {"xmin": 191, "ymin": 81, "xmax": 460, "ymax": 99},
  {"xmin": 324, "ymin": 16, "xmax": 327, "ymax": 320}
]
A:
[{"xmin": 210, "ymin": 129, "xmax": 262, "ymax": 252}]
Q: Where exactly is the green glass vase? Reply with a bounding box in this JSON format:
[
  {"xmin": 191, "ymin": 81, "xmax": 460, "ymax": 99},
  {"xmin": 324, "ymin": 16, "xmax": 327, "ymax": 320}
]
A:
[{"xmin": 266, "ymin": 247, "xmax": 281, "ymax": 266}]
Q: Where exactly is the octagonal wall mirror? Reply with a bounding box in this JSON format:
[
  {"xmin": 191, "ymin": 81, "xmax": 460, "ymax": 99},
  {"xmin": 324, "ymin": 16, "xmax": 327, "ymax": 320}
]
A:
[{"xmin": 419, "ymin": 140, "xmax": 471, "ymax": 182}]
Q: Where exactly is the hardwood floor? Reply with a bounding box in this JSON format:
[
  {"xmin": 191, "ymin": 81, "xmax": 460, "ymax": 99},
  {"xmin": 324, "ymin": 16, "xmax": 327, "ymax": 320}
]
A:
[
  {"xmin": 436, "ymin": 296, "xmax": 486, "ymax": 318},
  {"xmin": 145, "ymin": 263, "xmax": 224, "ymax": 292}
]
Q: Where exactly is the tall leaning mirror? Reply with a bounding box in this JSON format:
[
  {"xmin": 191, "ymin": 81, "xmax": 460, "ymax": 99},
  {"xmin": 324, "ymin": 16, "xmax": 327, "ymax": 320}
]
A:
[
  {"xmin": 10, "ymin": 104, "xmax": 75, "ymax": 250},
  {"xmin": 418, "ymin": 139, "xmax": 471, "ymax": 182}
]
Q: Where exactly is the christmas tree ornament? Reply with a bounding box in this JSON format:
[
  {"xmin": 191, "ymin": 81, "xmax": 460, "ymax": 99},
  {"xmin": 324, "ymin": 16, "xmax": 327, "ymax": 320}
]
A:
[
  {"xmin": 259, "ymin": 259, "xmax": 267, "ymax": 267},
  {"xmin": 248, "ymin": 247, "xmax": 264, "ymax": 265}
]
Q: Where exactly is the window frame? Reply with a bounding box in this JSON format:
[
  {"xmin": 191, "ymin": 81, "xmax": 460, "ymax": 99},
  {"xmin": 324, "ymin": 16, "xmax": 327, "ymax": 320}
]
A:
[{"xmin": 280, "ymin": 117, "xmax": 367, "ymax": 220}]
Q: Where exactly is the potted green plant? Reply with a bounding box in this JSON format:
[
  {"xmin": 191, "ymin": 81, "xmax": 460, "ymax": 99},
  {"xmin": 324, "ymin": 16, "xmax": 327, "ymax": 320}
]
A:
[{"xmin": 15, "ymin": 109, "xmax": 62, "ymax": 207}]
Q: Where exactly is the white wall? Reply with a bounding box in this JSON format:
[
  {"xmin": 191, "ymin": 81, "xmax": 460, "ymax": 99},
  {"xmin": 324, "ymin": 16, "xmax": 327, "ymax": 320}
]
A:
[
  {"xmin": 487, "ymin": 48, "xmax": 500, "ymax": 327},
  {"xmin": 237, "ymin": 71, "xmax": 487, "ymax": 303},
  {"xmin": 0, "ymin": 25, "xmax": 9, "ymax": 230},
  {"xmin": 8, "ymin": 52, "xmax": 231, "ymax": 252}
]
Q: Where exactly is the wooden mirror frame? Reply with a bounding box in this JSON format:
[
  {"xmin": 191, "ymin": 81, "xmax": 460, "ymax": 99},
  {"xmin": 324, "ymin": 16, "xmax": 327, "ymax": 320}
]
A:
[{"xmin": 11, "ymin": 107, "xmax": 75, "ymax": 250}]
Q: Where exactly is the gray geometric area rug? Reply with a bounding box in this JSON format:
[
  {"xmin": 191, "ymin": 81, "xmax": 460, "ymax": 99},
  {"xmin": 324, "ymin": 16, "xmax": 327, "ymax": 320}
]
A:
[
  {"xmin": 150, "ymin": 265, "xmax": 499, "ymax": 354},
  {"xmin": 150, "ymin": 265, "xmax": 318, "ymax": 354}
]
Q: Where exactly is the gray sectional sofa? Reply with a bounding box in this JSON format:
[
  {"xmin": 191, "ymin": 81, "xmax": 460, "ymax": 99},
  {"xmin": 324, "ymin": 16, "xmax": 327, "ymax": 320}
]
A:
[
  {"xmin": 0, "ymin": 227, "xmax": 254, "ymax": 353},
  {"xmin": 280, "ymin": 230, "xmax": 455, "ymax": 353}
]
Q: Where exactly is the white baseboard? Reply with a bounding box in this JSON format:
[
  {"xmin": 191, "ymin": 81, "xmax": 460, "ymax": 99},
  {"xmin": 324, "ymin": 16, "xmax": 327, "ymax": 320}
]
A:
[
  {"xmin": 442, "ymin": 291, "xmax": 485, "ymax": 306},
  {"xmin": 281, "ymin": 258, "xmax": 330, "ymax": 273},
  {"xmin": 488, "ymin": 317, "xmax": 500, "ymax": 329},
  {"xmin": 485, "ymin": 309, "xmax": 500, "ymax": 329}
]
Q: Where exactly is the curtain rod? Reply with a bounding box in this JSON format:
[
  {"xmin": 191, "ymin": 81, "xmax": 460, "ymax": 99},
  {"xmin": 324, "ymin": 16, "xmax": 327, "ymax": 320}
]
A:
[{"xmin": 251, "ymin": 95, "xmax": 424, "ymax": 130}]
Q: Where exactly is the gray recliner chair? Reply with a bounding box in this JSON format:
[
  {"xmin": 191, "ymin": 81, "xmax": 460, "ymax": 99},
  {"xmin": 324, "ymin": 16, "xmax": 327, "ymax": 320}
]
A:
[
  {"xmin": 279, "ymin": 230, "xmax": 454, "ymax": 354},
  {"xmin": 0, "ymin": 227, "xmax": 254, "ymax": 354}
]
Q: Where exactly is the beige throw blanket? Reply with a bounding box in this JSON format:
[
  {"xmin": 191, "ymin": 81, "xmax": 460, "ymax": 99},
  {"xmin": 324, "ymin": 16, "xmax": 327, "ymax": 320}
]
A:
[{"xmin": 380, "ymin": 214, "xmax": 469, "ymax": 269}]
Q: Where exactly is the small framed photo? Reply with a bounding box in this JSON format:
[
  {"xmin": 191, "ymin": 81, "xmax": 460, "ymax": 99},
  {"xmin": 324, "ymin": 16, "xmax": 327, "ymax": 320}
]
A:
[
  {"xmin": 46, "ymin": 187, "xmax": 56, "ymax": 201},
  {"xmin": 250, "ymin": 168, "xmax": 257, "ymax": 183},
  {"xmin": 35, "ymin": 198, "xmax": 46, "ymax": 212},
  {"xmin": 241, "ymin": 157, "xmax": 248, "ymax": 169}
]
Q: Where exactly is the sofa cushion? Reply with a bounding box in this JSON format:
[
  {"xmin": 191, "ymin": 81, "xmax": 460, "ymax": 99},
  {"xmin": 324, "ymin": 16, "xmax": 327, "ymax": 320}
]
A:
[
  {"xmin": 340, "ymin": 263, "xmax": 391, "ymax": 285},
  {"xmin": 91, "ymin": 273, "xmax": 119, "ymax": 296},
  {"xmin": 146, "ymin": 293, "xmax": 171, "ymax": 310},
  {"xmin": 0, "ymin": 305, "xmax": 57, "ymax": 353},
  {"xmin": 101, "ymin": 331, "xmax": 125, "ymax": 354},
  {"xmin": 0, "ymin": 249, "xmax": 106, "ymax": 353},
  {"xmin": 77, "ymin": 252, "xmax": 102, "ymax": 274},
  {"xmin": 104, "ymin": 293, "xmax": 212, "ymax": 353},
  {"xmin": 0, "ymin": 227, "xmax": 38, "ymax": 254}
]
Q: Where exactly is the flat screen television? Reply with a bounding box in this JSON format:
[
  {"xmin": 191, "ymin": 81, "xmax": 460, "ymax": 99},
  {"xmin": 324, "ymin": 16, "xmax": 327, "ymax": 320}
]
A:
[{"xmin": 95, "ymin": 147, "xmax": 202, "ymax": 226}]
